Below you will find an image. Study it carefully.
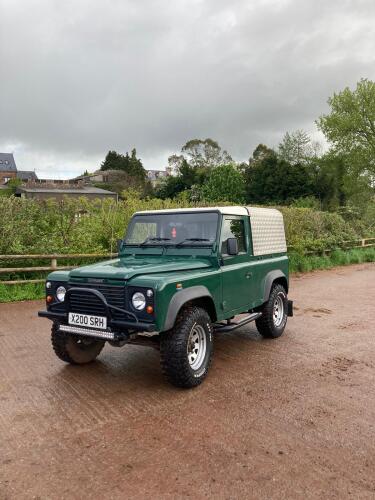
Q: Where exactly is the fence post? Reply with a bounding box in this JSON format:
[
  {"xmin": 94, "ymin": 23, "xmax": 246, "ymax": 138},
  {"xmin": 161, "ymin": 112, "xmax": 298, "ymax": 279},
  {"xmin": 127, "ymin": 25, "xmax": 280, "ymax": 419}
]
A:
[{"xmin": 51, "ymin": 258, "xmax": 57, "ymax": 269}]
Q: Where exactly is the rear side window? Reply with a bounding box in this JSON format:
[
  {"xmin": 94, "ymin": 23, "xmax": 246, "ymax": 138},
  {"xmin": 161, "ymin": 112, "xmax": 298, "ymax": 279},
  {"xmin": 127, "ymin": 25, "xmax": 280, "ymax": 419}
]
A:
[{"xmin": 221, "ymin": 218, "xmax": 246, "ymax": 254}]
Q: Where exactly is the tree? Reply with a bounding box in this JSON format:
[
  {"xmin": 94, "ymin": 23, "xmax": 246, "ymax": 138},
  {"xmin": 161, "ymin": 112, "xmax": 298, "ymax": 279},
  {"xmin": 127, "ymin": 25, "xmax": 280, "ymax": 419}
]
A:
[
  {"xmin": 317, "ymin": 78, "xmax": 375, "ymax": 175},
  {"xmin": 181, "ymin": 138, "xmax": 232, "ymax": 168},
  {"xmin": 154, "ymin": 175, "xmax": 188, "ymax": 200},
  {"xmin": 244, "ymin": 151, "xmax": 315, "ymax": 204},
  {"xmin": 278, "ymin": 130, "xmax": 314, "ymax": 165},
  {"xmin": 167, "ymin": 154, "xmax": 185, "ymax": 175},
  {"xmin": 202, "ymin": 164, "xmax": 245, "ymax": 203},
  {"xmin": 101, "ymin": 151, "xmax": 125, "ymax": 171},
  {"xmin": 250, "ymin": 144, "xmax": 276, "ymax": 164},
  {"xmin": 313, "ymin": 152, "xmax": 373, "ymax": 211},
  {"xmin": 100, "ymin": 149, "xmax": 146, "ymax": 184},
  {"xmin": 155, "ymin": 158, "xmax": 207, "ymax": 199}
]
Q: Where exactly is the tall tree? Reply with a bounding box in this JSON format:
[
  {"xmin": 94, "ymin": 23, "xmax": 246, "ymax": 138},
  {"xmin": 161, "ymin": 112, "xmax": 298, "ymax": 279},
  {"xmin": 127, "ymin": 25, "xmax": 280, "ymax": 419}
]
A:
[
  {"xmin": 317, "ymin": 78, "xmax": 375, "ymax": 175},
  {"xmin": 278, "ymin": 130, "xmax": 314, "ymax": 165},
  {"xmin": 181, "ymin": 138, "xmax": 232, "ymax": 168}
]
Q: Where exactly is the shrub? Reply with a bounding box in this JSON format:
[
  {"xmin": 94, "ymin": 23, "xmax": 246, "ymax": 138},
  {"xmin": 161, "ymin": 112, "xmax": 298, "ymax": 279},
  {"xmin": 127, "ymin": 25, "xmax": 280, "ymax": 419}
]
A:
[{"xmin": 0, "ymin": 196, "xmax": 365, "ymax": 257}]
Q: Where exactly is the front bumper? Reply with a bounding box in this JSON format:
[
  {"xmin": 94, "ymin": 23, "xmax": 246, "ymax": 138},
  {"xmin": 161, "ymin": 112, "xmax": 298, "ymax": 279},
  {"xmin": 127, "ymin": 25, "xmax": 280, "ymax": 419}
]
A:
[
  {"xmin": 38, "ymin": 309, "xmax": 156, "ymax": 333},
  {"xmin": 38, "ymin": 286, "xmax": 157, "ymax": 339}
]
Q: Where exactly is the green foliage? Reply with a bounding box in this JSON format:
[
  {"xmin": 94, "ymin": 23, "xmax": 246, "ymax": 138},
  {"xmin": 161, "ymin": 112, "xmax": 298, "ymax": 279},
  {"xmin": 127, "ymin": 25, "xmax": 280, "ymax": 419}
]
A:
[
  {"xmin": 317, "ymin": 78, "xmax": 375, "ymax": 175},
  {"xmin": 0, "ymin": 195, "xmax": 366, "ymax": 258},
  {"xmin": 244, "ymin": 151, "xmax": 315, "ymax": 204},
  {"xmin": 290, "ymin": 196, "xmax": 321, "ymax": 210},
  {"xmin": 181, "ymin": 138, "xmax": 232, "ymax": 169},
  {"xmin": 7, "ymin": 178, "xmax": 22, "ymax": 192},
  {"xmin": 202, "ymin": 164, "xmax": 245, "ymax": 203},
  {"xmin": 100, "ymin": 149, "xmax": 146, "ymax": 183},
  {"xmin": 0, "ymin": 283, "xmax": 45, "ymax": 302},
  {"xmin": 0, "ymin": 178, "xmax": 22, "ymax": 197},
  {"xmin": 279, "ymin": 206, "xmax": 358, "ymax": 253},
  {"xmin": 156, "ymin": 159, "xmax": 208, "ymax": 200},
  {"xmin": 278, "ymin": 130, "xmax": 314, "ymax": 165},
  {"xmin": 156, "ymin": 138, "xmax": 233, "ymax": 200},
  {"xmin": 289, "ymin": 247, "xmax": 375, "ymax": 273},
  {"xmin": 0, "ymin": 195, "xmax": 209, "ymax": 256},
  {"xmin": 0, "ymin": 195, "xmax": 373, "ymax": 302}
]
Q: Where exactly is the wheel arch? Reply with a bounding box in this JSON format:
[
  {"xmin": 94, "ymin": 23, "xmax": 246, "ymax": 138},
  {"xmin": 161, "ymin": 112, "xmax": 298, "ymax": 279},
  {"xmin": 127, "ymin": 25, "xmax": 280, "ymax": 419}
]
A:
[
  {"xmin": 262, "ymin": 270, "xmax": 288, "ymax": 303},
  {"xmin": 163, "ymin": 286, "xmax": 217, "ymax": 331}
]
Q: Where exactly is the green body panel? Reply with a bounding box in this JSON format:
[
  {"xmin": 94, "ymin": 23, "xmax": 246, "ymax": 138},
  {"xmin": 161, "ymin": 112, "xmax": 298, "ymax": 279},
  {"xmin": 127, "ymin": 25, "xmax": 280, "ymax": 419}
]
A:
[{"xmin": 46, "ymin": 211, "xmax": 289, "ymax": 332}]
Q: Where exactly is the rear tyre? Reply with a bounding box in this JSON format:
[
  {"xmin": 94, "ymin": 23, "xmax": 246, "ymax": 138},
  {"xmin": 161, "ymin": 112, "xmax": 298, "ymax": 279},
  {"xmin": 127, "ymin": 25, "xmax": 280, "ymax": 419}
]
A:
[
  {"xmin": 256, "ymin": 284, "xmax": 288, "ymax": 339},
  {"xmin": 160, "ymin": 306, "xmax": 213, "ymax": 388},
  {"xmin": 51, "ymin": 322, "xmax": 105, "ymax": 364}
]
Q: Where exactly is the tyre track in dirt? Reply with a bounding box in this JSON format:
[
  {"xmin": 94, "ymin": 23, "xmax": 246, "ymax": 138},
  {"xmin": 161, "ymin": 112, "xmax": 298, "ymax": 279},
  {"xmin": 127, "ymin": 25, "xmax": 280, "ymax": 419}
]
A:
[{"xmin": 0, "ymin": 263, "xmax": 374, "ymax": 499}]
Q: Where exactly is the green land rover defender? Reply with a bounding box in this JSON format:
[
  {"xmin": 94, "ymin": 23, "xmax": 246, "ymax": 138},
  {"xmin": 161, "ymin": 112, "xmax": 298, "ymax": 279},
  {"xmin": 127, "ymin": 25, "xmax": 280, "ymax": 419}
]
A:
[{"xmin": 38, "ymin": 206, "xmax": 293, "ymax": 388}]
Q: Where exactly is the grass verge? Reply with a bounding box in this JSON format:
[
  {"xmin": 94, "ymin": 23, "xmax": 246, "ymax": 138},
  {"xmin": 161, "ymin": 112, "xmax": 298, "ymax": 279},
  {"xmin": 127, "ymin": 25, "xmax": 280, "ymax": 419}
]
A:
[
  {"xmin": 0, "ymin": 283, "xmax": 45, "ymax": 303},
  {"xmin": 289, "ymin": 247, "xmax": 375, "ymax": 273},
  {"xmin": 0, "ymin": 247, "xmax": 374, "ymax": 303}
]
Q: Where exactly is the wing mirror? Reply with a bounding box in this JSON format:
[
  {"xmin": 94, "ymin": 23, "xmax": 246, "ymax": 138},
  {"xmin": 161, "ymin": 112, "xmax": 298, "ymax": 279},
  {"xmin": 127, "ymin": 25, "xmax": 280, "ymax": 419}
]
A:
[{"xmin": 227, "ymin": 238, "xmax": 239, "ymax": 255}]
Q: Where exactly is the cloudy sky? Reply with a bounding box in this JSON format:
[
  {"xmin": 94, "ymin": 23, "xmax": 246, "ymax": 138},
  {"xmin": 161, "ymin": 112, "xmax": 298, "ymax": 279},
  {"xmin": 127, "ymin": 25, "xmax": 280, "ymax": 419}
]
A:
[{"xmin": 1, "ymin": 0, "xmax": 374, "ymax": 178}]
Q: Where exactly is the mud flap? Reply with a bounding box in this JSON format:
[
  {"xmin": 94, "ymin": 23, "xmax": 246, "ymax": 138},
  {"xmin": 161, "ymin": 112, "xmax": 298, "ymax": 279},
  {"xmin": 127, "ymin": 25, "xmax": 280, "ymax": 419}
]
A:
[{"xmin": 287, "ymin": 300, "xmax": 294, "ymax": 317}]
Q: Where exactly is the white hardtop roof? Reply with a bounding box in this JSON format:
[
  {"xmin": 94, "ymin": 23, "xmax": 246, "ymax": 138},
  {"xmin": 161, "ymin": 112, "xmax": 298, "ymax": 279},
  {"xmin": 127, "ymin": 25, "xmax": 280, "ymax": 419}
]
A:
[{"xmin": 134, "ymin": 206, "xmax": 282, "ymax": 217}]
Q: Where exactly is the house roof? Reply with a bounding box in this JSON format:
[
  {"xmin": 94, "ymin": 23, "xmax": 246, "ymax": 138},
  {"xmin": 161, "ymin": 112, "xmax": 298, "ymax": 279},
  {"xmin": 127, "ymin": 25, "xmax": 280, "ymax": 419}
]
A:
[
  {"xmin": 0, "ymin": 153, "xmax": 17, "ymax": 172},
  {"xmin": 16, "ymin": 186, "xmax": 116, "ymax": 195},
  {"xmin": 17, "ymin": 170, "xmax": 38, "ymax": 181}
]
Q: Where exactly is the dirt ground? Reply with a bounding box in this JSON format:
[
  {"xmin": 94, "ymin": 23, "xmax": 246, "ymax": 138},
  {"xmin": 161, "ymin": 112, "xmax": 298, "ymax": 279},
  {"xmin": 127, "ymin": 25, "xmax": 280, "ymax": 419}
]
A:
[{"xmin": 0, "ymin": 263, "xmax": 374, "ymax": 499}]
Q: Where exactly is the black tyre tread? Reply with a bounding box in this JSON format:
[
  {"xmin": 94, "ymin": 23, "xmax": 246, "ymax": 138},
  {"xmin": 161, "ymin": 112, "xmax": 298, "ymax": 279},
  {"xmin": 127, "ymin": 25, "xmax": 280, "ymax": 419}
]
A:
[
  {"xmin": 160, "ymin": 306, "xmax": 213, "ymax": 388},
  {"xmin": 51, "ymin": 323, "xmax": 104, "ymax": 364},
  {"xmin": 255, "ymin": 284, "xmax": 287, "ymax": 339}
]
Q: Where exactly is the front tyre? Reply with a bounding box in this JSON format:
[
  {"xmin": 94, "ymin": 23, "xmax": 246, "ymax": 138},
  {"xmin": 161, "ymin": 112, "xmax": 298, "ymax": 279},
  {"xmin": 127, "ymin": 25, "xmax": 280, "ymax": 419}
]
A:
[
  {"xmin": 51, "ymin": 323, "xmax": 105, "ymax": 364},
  {"xmin": 255, "ymin": 284, "xmax": 288, "ymax": 339},
  {"xmin": 160, "ymin": 306, "xmax": 213, "ymax": 388}
]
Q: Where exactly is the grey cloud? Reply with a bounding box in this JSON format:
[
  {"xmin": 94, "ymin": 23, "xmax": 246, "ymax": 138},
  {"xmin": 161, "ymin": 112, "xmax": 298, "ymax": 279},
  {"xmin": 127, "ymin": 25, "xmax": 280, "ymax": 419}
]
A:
[{"xmin": 1, "ymin": 0, "xmax": 374, "ymax": 175}]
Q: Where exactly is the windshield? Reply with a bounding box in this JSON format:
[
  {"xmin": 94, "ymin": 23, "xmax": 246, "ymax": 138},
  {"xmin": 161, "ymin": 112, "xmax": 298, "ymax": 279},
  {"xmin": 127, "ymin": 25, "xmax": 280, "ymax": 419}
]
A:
[{"xmin": 125, "ymin": 212, "xmax": 219, "ymax": 247}]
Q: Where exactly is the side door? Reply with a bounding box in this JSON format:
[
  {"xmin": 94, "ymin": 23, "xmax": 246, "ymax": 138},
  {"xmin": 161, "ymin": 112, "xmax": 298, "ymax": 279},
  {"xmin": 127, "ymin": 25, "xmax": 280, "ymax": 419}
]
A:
[{"xmin": 220, "ymin": 215, "xmax": 255, "ymax": 316}]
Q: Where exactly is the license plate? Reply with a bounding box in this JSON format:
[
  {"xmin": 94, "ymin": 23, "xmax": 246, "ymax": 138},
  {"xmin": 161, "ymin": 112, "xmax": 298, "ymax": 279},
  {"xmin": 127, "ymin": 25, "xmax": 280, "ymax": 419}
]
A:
[{"xmin": 68, "ymin": 312, "xmax": 107, "ymax": 330}]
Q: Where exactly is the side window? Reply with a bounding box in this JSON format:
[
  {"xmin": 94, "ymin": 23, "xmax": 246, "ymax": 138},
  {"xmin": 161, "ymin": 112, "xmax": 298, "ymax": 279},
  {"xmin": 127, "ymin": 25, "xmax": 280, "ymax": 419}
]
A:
[{"xmin": 221, "ymin": 218, "xmax": 246, "ymax": 254}]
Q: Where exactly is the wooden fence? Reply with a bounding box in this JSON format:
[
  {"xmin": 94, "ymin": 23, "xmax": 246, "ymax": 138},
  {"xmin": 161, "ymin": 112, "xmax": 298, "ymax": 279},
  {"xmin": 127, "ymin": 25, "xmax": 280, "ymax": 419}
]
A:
[
  {"xmin": 0, "ymin": 254, "xmax": 116, "ymax": 285},
  {"xmin": 0, "ymin": 237, "xmax": 374, "ymax": 285}
]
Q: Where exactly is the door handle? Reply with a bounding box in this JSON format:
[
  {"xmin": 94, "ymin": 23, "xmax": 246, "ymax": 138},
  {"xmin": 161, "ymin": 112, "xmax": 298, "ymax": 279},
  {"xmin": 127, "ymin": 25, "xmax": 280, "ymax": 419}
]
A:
[{"xmin": 245, "ymin": 272, "xmax": 252, "ymax": 279}]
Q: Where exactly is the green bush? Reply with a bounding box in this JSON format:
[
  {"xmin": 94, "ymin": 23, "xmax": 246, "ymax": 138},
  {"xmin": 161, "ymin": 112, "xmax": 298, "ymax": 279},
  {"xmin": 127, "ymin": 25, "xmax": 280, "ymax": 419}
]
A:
[
  {"xmin": 289, "ymin": 247, "xmax": 375, "ymax": 273},
  {"xmin": 279, "ymin": 206, "xmax": 358, "ymax": 253},
  {"xmin": 0, "ymin": 196, "xmax": 364, "ymax": 256},
  {"xmin": 0, "ymin": 195, "xmax": 373, "ymax": 303}
]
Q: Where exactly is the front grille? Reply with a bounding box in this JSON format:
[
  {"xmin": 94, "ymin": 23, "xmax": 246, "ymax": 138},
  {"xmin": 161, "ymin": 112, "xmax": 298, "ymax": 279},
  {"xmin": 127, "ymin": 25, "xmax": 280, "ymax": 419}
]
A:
[{"xmin": 67, "ymin": 283, "xmax": 128, "ymax": 321}]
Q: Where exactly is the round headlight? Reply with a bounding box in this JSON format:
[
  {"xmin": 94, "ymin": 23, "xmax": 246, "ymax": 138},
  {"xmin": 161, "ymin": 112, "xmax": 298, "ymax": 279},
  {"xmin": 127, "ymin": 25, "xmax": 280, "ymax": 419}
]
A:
[
  {"xmin": 132, "ymin": 292, "xmax": 146, "ymax": 310},
  {"xmin": 56, "ymin": 286, "xmax": 66, "ymax": 302}
]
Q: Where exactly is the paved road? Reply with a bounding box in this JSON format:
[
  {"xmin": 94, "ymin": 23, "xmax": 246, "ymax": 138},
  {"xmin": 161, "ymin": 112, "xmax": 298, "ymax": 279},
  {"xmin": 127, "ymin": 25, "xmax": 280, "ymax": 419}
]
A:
[{"xmin": 0, "ymin": 263, "xmax": 374, "ymax": 499}]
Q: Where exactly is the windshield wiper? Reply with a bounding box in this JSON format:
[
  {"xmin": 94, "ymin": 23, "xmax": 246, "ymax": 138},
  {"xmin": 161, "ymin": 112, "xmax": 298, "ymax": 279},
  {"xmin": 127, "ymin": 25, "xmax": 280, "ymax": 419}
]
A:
[
  {"xmin": 175, "ymin": 238, "xmax": 211, "ymax": 247},
  {"xmin": 140, "ymin": 237, "xmax": 172, "ymax": 247}
]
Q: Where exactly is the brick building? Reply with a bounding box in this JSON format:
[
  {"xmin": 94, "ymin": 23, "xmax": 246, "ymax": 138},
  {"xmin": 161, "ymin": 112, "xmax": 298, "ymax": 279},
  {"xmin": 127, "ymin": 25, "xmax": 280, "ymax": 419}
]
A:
[{"xmin": 0, "ymin": 153, "xmax": 17, "ymax": 184}]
